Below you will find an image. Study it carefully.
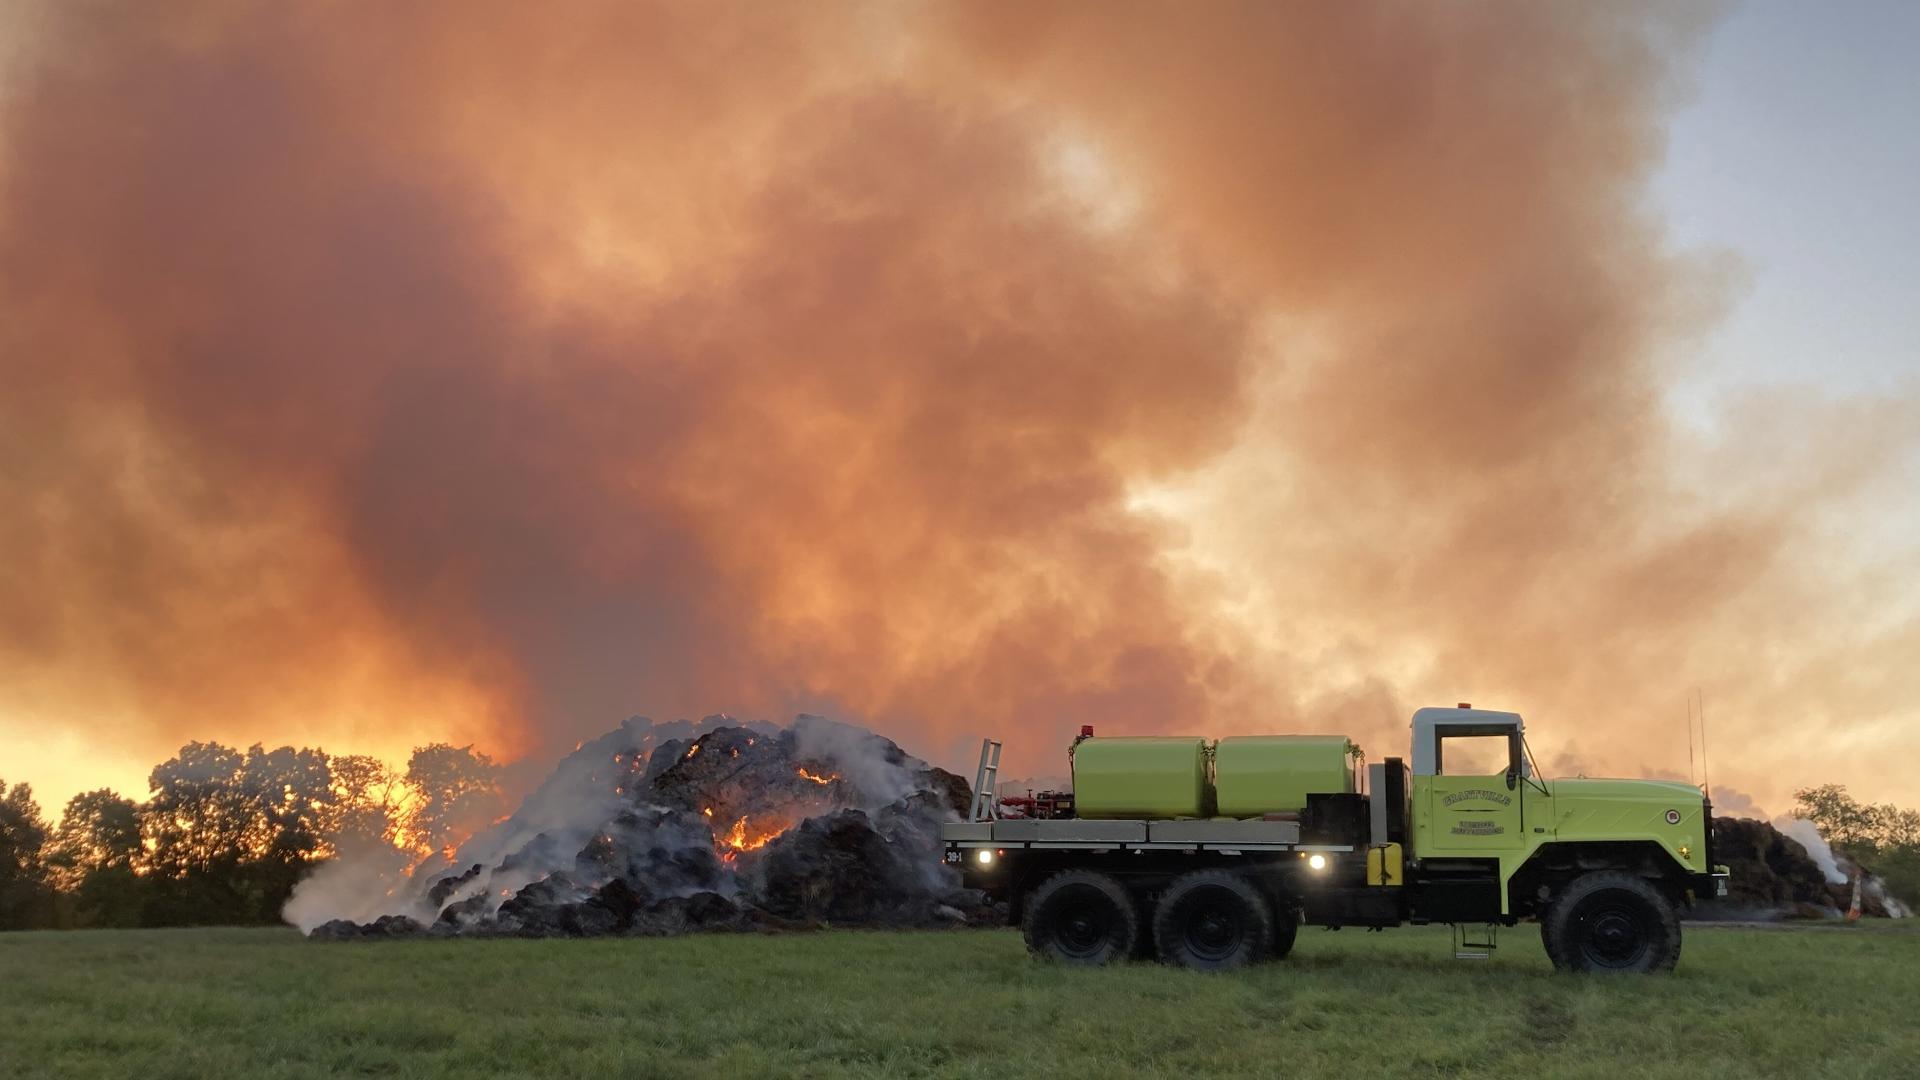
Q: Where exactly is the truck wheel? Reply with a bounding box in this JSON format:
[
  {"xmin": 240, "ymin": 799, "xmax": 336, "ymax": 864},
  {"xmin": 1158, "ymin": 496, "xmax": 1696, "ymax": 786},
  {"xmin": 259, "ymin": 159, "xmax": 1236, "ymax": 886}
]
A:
[
  {"xmin": 1542, "ymin": 871, "xmax": 1681, "ymax": 973},
  {"xmin": 1023, "ymin": 870, "xmax": 1139, "ymax": 965},
  {"xmin": 1537, "ymin": 897, "xmax": 1567, "ymax": 970},
  {"xmin": 1154, "ymin": 869, "xmax": 1273, "ymax": 971}
]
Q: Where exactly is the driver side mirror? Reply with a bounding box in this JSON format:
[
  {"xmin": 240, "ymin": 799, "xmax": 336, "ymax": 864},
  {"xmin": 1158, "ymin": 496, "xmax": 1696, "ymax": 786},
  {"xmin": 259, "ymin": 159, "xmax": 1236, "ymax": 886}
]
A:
[{"xmin": 1504, "ymin": 765, "xmax": 1518, "ymax": 791}]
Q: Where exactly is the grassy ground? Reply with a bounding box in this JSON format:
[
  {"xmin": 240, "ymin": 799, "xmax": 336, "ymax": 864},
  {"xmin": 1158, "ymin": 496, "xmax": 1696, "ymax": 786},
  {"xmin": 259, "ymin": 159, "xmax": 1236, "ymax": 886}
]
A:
[{"xmin": 2, "ymin": 923, "xmax": 1915, "ymax": 1079}]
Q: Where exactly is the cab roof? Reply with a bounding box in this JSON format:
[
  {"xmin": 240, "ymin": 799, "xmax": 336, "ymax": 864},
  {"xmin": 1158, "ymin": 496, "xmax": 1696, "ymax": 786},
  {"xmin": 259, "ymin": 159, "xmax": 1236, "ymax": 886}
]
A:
[{"xmin": 1410, "ymin": 706, "xmax": 1523, "ymax": 776}]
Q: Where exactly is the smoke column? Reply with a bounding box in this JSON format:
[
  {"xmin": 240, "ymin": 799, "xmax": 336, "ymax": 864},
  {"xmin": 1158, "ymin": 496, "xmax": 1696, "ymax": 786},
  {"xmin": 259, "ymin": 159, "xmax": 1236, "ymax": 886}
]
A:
[{"xmin": 1, "ymin": 2, "xmax": 1915, "ymax": 807}]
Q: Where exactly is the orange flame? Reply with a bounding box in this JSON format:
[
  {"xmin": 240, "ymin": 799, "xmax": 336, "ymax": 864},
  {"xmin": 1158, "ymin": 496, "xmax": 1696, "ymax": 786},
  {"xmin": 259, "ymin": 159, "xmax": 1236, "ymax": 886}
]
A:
[
  {"xmin": 686, "ymin": 744, "xmax": 700, "ymax": 759},
  {"xmin": 796, "ymin": 767, "xmax": 835, "ymax": 785},
  {"xmin": 716, "ymin": 814, "xmax": 783, "ymax": 862}
]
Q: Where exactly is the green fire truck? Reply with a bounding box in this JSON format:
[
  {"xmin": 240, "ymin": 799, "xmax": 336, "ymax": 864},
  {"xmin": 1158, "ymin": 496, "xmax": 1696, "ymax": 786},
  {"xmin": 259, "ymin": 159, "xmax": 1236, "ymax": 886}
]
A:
[{"xmin": 941, "ymin": 705, "xmax": 1728, "ymax": 972}]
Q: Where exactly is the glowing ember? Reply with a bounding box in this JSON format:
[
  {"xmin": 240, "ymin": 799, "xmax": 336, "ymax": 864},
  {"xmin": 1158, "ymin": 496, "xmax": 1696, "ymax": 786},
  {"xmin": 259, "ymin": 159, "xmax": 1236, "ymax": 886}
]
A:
[
  {"xmin": 702, "ymin": 807, "xmax": 713, "ymax": 817},
  {"xmin": 797, "ymin": 767, "xmax": 835, "ymax": 785},
  {"xmin": 686, "ymin": 744, "xmax": 700, "ymax": 759}
]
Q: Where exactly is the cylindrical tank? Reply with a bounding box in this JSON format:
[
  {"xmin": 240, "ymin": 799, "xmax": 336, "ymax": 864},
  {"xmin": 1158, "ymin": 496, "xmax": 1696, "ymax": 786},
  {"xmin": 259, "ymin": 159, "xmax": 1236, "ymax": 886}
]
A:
[
  {"xmin": 1072, "ymin": 737, "xmax": 1208, "ymax": 819},
  {"xmin": 1213, "ymin": 735, "xmax": 1353, "ymax": 818}
]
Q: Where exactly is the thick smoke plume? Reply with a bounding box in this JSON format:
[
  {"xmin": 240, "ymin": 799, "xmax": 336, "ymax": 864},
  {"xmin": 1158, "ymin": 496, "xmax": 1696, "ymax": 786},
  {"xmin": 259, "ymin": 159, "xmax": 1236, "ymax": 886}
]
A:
[{"xmin": 2, "ymin": 3, "xmax": 1916, "ymax": 809}]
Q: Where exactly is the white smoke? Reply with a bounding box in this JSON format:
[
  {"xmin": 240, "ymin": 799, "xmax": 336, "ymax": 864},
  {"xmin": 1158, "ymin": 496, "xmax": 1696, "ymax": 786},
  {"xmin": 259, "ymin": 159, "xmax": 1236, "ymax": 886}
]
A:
[
  {"xmin": 281, "ymin": 840, "xmax": 417, "ymax": 932},
  {"xmin": 1774, "ymin": 817, "xmax": 1848, "ymax": 886},
  {"xmin": 1869, "ymin": 882, "xmax": 1912, "ymax": 919},
  {"xmin": 789, "ymin": 714, "xmax": 934, "ymax": 812}
]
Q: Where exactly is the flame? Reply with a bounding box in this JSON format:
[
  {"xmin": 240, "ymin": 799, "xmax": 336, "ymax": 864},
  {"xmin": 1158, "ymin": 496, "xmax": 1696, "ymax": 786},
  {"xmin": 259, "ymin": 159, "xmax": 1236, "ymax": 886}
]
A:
[
  {"xmin": 702, "ymin": 807, "xmax": 713, "ymax": 817},
  {"xmin": 796, "ymin": 767, "xmax": 835, "ymax": 786},
  {"xmin": 716, "ymin": 814, "xmax": 783, "ymax": 862},
  {"xmin": 686, "ymin": 744, "xmax": 700, "ymax": 759}
]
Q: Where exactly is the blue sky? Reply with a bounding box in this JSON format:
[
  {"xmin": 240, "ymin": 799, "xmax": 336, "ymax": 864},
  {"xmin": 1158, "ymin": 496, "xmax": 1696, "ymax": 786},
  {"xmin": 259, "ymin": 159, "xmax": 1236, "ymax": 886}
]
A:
[{"xmin": 1657, "ymin": 0, "xmax": 1919, "ymax": 408}]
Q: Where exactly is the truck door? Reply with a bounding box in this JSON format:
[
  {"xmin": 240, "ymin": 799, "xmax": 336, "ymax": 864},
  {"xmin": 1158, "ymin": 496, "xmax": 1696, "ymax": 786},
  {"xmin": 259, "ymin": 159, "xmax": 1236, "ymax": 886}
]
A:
[{"xmin": 1418, "ymin": 728, "xmax": 1527, "ymax": 859}]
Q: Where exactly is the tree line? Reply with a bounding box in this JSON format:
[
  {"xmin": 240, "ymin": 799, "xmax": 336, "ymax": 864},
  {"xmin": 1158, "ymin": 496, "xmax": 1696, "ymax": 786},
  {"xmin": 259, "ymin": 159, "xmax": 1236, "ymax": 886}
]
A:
[
  {"xmin": 0, "ymin": 741, "xmax": 506, "ymax": 930},
  {"xmin": 1792, "ymin": 784, "xmax": 1920, "ymax": 903}
]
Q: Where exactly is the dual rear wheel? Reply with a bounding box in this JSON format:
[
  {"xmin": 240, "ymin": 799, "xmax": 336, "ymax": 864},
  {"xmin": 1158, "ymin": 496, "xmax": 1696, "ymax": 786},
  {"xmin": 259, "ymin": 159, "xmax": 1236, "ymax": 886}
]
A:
[{"xmin": 1023, "ymin": 868, "xmax": 1295, "ymax": 970}]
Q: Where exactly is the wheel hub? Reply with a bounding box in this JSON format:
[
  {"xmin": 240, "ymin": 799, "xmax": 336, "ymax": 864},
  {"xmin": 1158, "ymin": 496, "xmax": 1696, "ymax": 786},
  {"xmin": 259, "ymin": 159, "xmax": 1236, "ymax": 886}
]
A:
[
  {"xmin": 1058, "ymin": 899, "xmax": 1109, "ymax": 955},
  {"xmin": 1182, "ymin": 894, "xmax": 1243, "ymax": 960},
  {"xmin": 1578, "ymin": 901, "xmax": 1651, "ymax": 967}
]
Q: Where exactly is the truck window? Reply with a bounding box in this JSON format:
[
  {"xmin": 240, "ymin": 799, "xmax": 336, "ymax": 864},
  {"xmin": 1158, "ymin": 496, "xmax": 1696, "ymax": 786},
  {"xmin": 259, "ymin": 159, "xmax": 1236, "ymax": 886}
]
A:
[{"xmin": 1437, "ymin": 734, "xmax": 1509, "ymax": 776}]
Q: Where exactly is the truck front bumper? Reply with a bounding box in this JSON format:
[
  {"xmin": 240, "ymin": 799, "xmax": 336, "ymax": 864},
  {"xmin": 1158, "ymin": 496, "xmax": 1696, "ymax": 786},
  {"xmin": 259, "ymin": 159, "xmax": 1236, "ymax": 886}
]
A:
[{"xmin": 1688, "ymin": 869, "xmax": 1730, "ymax": 901}]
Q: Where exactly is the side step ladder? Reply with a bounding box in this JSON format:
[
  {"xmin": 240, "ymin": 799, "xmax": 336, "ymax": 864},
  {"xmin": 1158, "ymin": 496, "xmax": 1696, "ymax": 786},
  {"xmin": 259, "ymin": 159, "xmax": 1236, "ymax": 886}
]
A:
[
  {"xmin": 969, "ymin": 738, "xmax": 1002, "ymax": 822},
  {"xmin": 1453, "ymin": 923, "xmax": 1498, "ymax": 960}
]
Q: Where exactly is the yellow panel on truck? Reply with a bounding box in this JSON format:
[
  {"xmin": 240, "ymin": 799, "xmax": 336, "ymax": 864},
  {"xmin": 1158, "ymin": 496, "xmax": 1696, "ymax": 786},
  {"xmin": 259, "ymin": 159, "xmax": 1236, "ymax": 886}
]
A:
[
  {"xmin": 1214, "ymin": 735, "xmax": 1353, "ymax": 817},
  {"xmin": 1072, "ymin": 737, "xmax": 1208, "ymax": 819}
]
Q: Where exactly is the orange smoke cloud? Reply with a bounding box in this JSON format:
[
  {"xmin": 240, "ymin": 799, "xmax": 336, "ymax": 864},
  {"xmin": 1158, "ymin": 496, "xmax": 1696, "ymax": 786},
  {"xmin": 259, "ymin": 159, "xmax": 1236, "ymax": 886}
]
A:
[{"xmin": 1, "ymin": 2, "xmax": 1915, "ymax": 811}]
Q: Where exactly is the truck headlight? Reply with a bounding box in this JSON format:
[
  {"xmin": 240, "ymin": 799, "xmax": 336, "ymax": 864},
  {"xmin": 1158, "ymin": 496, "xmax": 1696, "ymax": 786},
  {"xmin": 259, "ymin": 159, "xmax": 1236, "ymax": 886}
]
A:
[
  {"xmin": 1308, "ymin": 854, "xmax": 1327, "ymax": 871},
  {"xmin": 976, "ymin": 849, "xmax": 994, "ymax": 866}
]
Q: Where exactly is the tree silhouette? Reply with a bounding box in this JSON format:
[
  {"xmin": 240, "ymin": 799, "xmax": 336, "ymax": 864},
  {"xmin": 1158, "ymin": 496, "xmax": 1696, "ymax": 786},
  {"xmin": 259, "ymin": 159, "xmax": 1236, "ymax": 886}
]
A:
[
  {"xmin": 0, "ymin": 780, "xmax": 53, "ymax": 929},
  {"xmin": 140, "ymin": 742, "xmax": 336, "ymax": 924},
  {"xmin": 48, "ymin": 790, "xmax": 145, "ymax": 926},
  {"xmin": 325, "ymin": 754, "xmax": 408, "ymax": 854},
  {"xmin": 403, "ymin": 744, "xmax": 505, "ymax": 858}
]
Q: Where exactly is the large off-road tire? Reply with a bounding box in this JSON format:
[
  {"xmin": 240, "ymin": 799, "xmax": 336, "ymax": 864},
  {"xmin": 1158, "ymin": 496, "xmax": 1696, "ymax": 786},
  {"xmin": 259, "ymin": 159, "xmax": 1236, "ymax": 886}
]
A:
[
  {"xmin": 1542, "ymin": 871, "xmax": 1681, "ymax": 973},
  {"xmin": 1023, "ymin": 870, "xmax": 1139, "ymax": 965},
  {"xmin": 1271, "ymin": 901, "xmax": 1300, "ymax": 959},
  {"xmin": 1154, "ymin": 869, "xmax": 1273, "ymax": 971},
  {"xmin": 1537, "ymin": 896, "xmax": 1568, "ymax": 970}
]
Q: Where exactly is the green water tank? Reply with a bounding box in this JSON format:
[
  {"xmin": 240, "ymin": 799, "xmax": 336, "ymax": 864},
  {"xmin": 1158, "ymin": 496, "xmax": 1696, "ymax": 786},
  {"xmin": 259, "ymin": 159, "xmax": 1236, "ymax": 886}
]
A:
[
  {"xmin": 1214, "ymin": 735, "xmax": 1353, "ymax": 817},
  {"xmin": 1072, "ymin": 737, "xmax": 1208, "ymax": 819}
]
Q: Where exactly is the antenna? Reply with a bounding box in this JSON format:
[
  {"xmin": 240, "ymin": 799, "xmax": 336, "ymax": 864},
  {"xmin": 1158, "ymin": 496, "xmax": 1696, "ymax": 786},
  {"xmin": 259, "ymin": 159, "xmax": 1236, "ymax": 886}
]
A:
[
  {"xmin": 1697, "ymin": 688, "xmax": 1711, "ymax": 797},
  {"xmin": 1686, "ymin": 693, "xmax": 1697, "ymax": 789}
]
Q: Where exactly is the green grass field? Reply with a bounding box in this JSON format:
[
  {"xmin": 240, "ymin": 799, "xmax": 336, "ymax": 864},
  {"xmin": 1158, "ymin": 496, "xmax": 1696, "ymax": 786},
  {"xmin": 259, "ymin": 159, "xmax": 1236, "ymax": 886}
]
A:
[{"xmin": 2, "ymin": 923, "xmax": 1915, "ymax": 1079}]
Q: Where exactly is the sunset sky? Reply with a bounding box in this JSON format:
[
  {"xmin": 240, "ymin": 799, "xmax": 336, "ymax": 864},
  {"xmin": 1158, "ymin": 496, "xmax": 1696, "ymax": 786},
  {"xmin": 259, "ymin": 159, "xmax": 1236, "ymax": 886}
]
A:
[{"xmin": 2, "ymin": 1, "xmax": 1915, "ymax": 821}]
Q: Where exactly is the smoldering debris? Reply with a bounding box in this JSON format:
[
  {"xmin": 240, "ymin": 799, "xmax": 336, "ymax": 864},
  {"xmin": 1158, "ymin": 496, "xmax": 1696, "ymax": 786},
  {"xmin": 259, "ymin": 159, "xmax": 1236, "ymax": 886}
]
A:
[
  {"xmin": 301, "ymin": 715, "xmax": 992, "ymax": 940},
  {"xmin": 1695, "ymin": 817, "xmax": 1911, "ymax": 920}
]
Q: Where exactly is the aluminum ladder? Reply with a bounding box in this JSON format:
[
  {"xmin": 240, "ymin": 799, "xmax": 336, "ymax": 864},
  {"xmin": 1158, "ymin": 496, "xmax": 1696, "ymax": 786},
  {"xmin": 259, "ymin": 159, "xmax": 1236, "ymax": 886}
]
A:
[{"xmin": 969, "ymin": 738, "xmax": 1002, "ymax": 822}]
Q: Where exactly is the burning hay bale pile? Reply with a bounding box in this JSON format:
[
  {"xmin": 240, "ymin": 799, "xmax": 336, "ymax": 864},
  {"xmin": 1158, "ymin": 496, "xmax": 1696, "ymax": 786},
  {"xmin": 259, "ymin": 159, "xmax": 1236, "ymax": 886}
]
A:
[{"xmin": 304, "ymin": 715, "xmax": 992, "ymax": 939}]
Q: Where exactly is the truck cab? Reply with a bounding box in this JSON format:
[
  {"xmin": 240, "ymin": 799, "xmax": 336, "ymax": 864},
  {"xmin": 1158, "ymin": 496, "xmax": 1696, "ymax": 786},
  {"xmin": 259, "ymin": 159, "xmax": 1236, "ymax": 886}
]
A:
[{"xmin": 1407, "ymin": 706, "xmax": 1721, "ymax": 922}]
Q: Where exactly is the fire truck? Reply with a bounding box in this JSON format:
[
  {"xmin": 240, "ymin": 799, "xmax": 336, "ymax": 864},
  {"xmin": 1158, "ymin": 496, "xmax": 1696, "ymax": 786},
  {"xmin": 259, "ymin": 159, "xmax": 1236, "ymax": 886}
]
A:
[{"xmin": 942, "ymin": 706, "xmax": 1728, "ymax": 972}]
